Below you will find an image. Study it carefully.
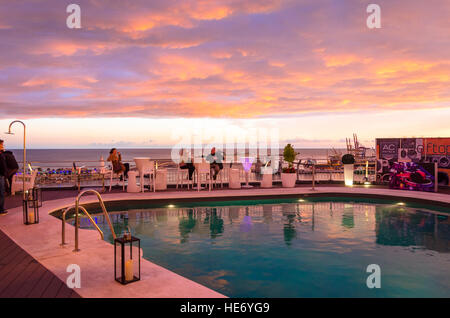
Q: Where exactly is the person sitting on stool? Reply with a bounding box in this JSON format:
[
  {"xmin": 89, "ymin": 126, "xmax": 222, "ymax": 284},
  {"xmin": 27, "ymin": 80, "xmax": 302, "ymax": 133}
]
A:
[{"xmin": 107, "ymin": 148, "xmax": 129, "ymax": 180}]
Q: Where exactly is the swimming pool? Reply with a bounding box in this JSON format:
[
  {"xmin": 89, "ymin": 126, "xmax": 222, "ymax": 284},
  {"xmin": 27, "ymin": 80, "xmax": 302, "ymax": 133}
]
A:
[{"xmin": 63, "ymin": 197, "xmax": 450, "ymax": 297}]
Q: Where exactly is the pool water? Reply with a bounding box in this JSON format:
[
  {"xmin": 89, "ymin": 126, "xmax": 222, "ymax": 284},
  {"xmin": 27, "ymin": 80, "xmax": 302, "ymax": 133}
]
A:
[{"xmin": 72, "ymin": 198, "xmax": 450, "ymax": 297}]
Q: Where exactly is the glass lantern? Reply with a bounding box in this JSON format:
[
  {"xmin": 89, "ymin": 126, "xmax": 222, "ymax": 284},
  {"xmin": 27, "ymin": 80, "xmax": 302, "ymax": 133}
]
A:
[
  {"xmin": 23, "ymin": 188, "xmax": 40, "ymax": 225},
  {"xmin": 114, "ymin": 235, "xmax": 141, "ymax": 285},
  {"xmin": 31, "ymin": 187, "xmax": 42, "ymax": 208}
]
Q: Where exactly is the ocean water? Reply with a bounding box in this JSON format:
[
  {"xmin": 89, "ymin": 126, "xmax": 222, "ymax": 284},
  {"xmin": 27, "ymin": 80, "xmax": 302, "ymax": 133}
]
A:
[{"xmin": 7, "ymin": 148, "xmax": 355, "ymax": 169}]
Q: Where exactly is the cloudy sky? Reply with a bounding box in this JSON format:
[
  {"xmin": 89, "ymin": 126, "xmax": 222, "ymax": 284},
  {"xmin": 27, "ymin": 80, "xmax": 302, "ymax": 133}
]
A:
[{"xmin": 0, "ymin": 0, "xmax": 449, "ymax": 148}]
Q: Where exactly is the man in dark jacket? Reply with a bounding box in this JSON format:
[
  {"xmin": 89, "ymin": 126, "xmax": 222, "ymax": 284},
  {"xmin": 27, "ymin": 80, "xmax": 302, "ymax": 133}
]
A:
[
  {"xmin": 0, "ymin": 140, "xmax": 8, "ymax": 215},
  {"xmin": 2, "ymin": 149, "xmax": 18, "ymax": 195}
]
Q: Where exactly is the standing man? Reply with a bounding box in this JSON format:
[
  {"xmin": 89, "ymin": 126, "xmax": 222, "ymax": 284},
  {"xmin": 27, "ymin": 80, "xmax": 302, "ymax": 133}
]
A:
[
  {"xmin": 0, "ymin": 141, "xmax": 18, "ymax": 195},
  {"xmin": 0, "ymin": 140, "xmax": 8, "ymax": 215}
]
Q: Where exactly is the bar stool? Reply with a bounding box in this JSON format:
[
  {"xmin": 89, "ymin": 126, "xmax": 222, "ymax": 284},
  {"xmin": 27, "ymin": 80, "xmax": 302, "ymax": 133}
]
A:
[
  {"xmin": 194, "ymin": 161, "xmax": 211, "ymax": 191},
  {"xmin": 176, "ymin": 166, "xmax": 192, "ymax": 190}
]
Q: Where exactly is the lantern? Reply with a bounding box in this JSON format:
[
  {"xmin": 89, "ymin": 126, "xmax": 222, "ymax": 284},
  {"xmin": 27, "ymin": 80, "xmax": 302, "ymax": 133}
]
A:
[
  {"xmin": 23, "ymin": 188, "xmax": 40, "ymax": 225},
  {"xmin": 114, "ymin": 235, "xmax": 141, "ymax": 284},
  {"xmin": 31, "ymin": 187, "xmax": 42, "ymax": 208}
]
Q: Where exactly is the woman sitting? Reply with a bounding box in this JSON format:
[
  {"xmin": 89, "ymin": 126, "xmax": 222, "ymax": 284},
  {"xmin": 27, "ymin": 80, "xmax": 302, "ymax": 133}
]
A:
[{"xmin": 107, "ymin": 148, "xmax": 129, "ymax": 179}]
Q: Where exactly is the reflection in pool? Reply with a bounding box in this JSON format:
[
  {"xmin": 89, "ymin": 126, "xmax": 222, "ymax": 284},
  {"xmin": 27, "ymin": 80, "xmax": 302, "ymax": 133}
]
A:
[{"xmin": 73, "ymin": 199, "xmax": 450, "ymax": 297}]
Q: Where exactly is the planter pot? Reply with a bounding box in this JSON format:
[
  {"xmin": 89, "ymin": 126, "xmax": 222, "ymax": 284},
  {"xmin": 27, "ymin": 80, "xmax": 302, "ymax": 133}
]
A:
[
  {"xmin": 155, "ymin": 169, "xmax": 167, "ymax": 190},
  {"xmin": 344, "ymin": 164, "xmax": 354, "ymax": 186},
  {"xmin": 260, "ymin": 167, "xmax": 273, "ymax": 188},
  {"xmin": 228, "ymin": 168, "xmax": 241, "ymax": 189},
  {"xmin": 281, "ymin": 172, "xmax": 297, "ymax": 188}
]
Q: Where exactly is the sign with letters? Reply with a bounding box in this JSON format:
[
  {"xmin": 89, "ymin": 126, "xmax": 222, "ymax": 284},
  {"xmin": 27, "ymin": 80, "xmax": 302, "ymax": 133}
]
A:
[{"xmin": 376, "ymin": 137, "xmax": 450, "ymax": 188}]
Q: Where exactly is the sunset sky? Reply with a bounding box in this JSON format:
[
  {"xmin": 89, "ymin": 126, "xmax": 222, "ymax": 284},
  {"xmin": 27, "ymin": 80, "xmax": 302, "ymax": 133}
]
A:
[{"xmin": 0, "ymin": 0, "xmax": 449, "ymax": 149}]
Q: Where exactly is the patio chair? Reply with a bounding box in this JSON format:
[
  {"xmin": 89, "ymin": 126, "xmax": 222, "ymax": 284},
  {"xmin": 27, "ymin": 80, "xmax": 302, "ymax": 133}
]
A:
[
  {"xmin": 108, "ymin": 166, "xmax": 125, "ymax": 192},
  {"xmin": 213, "ymin": 166, "xmax": 227, "ymax": 189},
  {"xmin": 195, "ymin": 161, "xmax": 211, "ymax": 191},
  {"xmin": 137, "ymin": 160, "xmax": 156, "ymax": 192},
  {"xmin": 11, "ymin": 170, "xmax": 38, "ymax": 196},
  {"xmin": 176, "ymin": 166, "xmax": 193, "ymax": 190}
]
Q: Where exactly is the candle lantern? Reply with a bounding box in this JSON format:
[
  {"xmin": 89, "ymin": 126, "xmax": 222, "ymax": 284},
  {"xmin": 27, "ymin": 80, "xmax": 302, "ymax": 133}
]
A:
[
  {"xmin": 31, "ymin": 187, "xmax": 42, "ymax": 208},
  {"xmin": 114, "ymin": 235, "xmax": 141, "ymax": 284},
  {"xmin": 23, "ymin": 189, "xmax": 40, "ymax": 225}
]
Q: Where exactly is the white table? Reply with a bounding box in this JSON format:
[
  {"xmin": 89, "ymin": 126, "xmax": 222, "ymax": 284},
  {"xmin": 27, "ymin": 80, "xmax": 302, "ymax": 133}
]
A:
[{"xmin": 134, "ymin": 157, "xmax": 151, "ymax": 172}]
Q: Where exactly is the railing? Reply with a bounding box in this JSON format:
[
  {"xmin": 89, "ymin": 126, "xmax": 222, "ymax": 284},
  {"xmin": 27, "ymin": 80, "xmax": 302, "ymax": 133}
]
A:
[
  {"xmin": 21, "ymin": 157, "xmax": 377, "ymax": 189},
  {"xmin": 68, "ymin": 189, "xmax": 116, "ymax": 252},
  {"xmin": 61, "ymin": 205, "xmax": 104, "ymax": 246}
]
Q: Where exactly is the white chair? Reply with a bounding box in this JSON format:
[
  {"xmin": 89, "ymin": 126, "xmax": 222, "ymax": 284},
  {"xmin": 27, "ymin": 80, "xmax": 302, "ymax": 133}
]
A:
[
  {"xmin": 176, "ymin": 166, "xmax": 193, "ymax": 190},
  {"xmin": 195, "ymin": 161, "xmax": 211, "ymax": 191},
  {"xmin": 11, "ymin": 170, "xmax": 38, "ymax": 196},
  {"xmin": 136, "ymin": 160, "xmax": 155, "ymax": 192},
  {"xmin": 108, "ymin": 166, "xmax": 125, "ymax": 192},
  {"xmin": 213, "ymin": 166, "xmax": 227, "ymax": 189}
]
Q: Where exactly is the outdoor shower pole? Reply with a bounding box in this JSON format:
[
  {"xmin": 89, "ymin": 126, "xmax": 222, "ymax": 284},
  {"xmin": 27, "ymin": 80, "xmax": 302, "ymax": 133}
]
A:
[{"xmin": 6, "ymin": 120, "xmax": 26, "ymax": 200}]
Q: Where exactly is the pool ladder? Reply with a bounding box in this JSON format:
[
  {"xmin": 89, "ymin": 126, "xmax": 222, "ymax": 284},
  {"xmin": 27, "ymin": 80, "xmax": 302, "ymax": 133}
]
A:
[{"xmin": 61, "ymin": 189, "xmax": 116, "ymax": 252}]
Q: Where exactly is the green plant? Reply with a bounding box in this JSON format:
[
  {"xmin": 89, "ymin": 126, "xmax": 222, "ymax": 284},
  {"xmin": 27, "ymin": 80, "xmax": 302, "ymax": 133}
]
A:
[
  {"xmin": 341, "ymin": 154, "xmax": 355, "ymax": 165},
  {"xmin": 283, "ymin": 144, "xmax": 296, "ymax": 173}
]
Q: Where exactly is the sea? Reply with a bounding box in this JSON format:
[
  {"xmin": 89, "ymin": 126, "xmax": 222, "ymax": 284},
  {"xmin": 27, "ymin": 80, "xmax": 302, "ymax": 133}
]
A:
[{"xmin": 6, "ymin": 148, "xmax": 364, "ymax": 170}]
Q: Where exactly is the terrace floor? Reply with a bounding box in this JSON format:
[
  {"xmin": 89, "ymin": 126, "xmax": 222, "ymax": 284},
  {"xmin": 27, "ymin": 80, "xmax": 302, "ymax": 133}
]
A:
[{"xmin": 0, "ymin": 229, "xmax": 80, "ymax": 298}]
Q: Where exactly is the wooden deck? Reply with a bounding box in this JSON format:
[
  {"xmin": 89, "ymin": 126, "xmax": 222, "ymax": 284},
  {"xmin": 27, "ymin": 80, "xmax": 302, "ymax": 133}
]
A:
[{"xmin": 0, "ymin": 229, "xmax": 81, "ymax": 298}]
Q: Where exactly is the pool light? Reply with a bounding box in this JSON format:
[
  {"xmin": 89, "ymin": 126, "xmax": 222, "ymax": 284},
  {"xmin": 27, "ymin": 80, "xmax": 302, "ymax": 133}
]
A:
[
  {"xmin": 396, "ymin": 202, "xmax": 405, "ymax": 206},
  {"xmin": 168, "ymin": 204, "xmax": 175, "ymax": 208}
]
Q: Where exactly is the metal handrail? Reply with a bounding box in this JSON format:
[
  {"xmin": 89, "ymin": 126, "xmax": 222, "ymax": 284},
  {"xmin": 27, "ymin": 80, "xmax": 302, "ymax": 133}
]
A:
[
  {"xmin": 61, "ymin": 205, "xmax": 104, "ymax": 246},
  {"xmin": 73, "ymin": 189, "xmax": 117, "ymax": 252}
]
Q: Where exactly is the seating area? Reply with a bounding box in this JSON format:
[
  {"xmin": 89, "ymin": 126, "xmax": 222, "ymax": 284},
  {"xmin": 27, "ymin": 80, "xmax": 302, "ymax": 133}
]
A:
[
  {"xmin": 7, "ymin": 154, "xmax": 377, "ymax": 197},
  {"xmin": 116, "ymin": 155, "xmax": 278, "ymax": 193}
]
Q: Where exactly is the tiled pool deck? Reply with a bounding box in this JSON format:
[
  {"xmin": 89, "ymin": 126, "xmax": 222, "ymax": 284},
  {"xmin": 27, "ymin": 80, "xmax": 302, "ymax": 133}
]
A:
[{"xmin": 1, "ymin": 185, "xmax": 449, "ymax": 298}]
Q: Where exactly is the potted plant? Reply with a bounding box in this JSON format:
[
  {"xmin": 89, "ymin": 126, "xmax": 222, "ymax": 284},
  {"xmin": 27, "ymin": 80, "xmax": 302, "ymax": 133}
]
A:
[
  {"xmin": 342, "ymin": 154, "xmax": 355, "ymax": 186},
  {"xmin": 281, "ymin": 144, "xmax": 297, "ymax": 188}
]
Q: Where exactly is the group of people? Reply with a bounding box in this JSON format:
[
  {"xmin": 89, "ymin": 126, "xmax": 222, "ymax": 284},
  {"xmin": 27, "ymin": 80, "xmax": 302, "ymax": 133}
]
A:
[
  {"xmin": 0, "ymin": 139, "xmax": 19, "ymax": 216},
  {"xmin": 179, "ymin": 147, "xmax": 224, "ymax": 181},
  {"xmin": 106, "ymin": 146, "xmax": 225, "ymax": 182}
]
